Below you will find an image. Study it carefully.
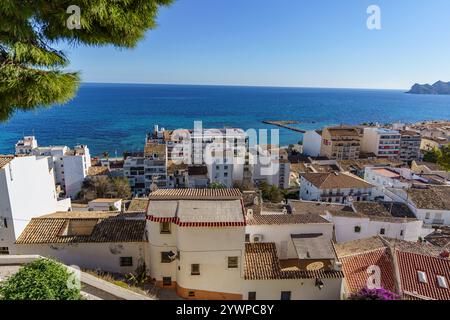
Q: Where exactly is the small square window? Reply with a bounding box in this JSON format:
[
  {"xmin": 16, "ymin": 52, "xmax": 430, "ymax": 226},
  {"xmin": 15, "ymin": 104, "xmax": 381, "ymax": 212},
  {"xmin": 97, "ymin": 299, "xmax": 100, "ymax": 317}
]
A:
[
  {"xmin": 191, "ymin": 264, "xmax": 200, "ymax": 275},
  {"xmin": 281, "ymin": 291, "xmax": 291, "ymax": 300},
  {"xmin": 161, "ymin": 252, "xmax": 174, "ymax": 263},
  {"xmin": 188, "ymin": 291, "xmax": 195, "ymax": 297},
  {"xmin": 245, "ymin": 234, "xmax": 250, "ymax": 242},
  {"xmin": 380, "ymin": 228, "xmax": 385, "ymax": 235},
  {"xmin": 354, "ymin": 226, "xmax": 361, "ymax": 233},
  {"xmin": 228, "ymin": 257, "xmax": 239, "ymax": 268},
  {"xmin": 120, "ymin": 257, "xmax": 133, "ymax": 267},
  {"xmin": 248, "ymin": 292, "xmax": 256, "ymax": 300},
  {"xmin": 160, "ymin": 222, "xmax": 171, "ymax": 234},
  {"xmin": 162, "ymin": 277, "xmax": 172, "ymax": 286}
]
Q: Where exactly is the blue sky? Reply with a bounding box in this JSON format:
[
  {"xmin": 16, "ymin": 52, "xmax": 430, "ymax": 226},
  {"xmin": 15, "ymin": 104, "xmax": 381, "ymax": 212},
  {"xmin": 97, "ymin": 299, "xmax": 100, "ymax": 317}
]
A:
[{"xmin": 61, "ymin": 0, "xmax": 450, "ymax": 89}]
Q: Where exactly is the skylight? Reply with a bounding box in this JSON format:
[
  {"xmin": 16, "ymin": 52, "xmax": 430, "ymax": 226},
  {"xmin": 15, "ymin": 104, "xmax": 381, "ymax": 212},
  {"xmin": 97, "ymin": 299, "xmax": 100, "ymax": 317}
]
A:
[
  {"xmin": 437, "ymin": 276, "xmax": 448, "ymax": 289},
  {"xmin": 417, "ymin": 271, "xmax": 428, "ymax": 283}
]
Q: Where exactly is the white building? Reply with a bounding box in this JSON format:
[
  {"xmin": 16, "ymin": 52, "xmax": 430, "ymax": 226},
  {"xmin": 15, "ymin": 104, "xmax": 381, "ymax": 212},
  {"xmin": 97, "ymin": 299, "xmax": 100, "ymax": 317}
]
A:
[
  {"xmin": 15, "ymin": 211, "xmax": 147, "ymax": 274},
  {"xmin": 250, "ymin": 145, "xmax": 290, "ymax": 189},
  {"xmin": 364, "ymin": 166, "xmax": 430, "ymax": 199},
  {"xmin": 15, "ymin": 136, "xmax": 91, "ymax": 199},
  {"xmin": 88, "ymin": 198, "xmax": 123, "ymax": 212},
  {"xmin": 300, "ymin": 172, "xmax": 376, "ymax": 203},
  {"xmin": 302, "ymin": 130, "xmax": 322, "ymax": 157},
  {"xmin": 0, "ymin": 155, "xmax": 70, "ymax": 254},
  {"xmin": 361, "ymin": 128, "xmax": 401, "ymax": 159},
  {"xmin": 242, "ymin": 203, "xmax": 343, "ymax": 300},
  {"xmin": 124, "ymin": 143, "xmax": 168, "ymax": 196},
  {"xmin": 323, "ymin": 201, "xmax": 424, "ymax": 243},
  {"xmin": 388, "ymin": 186, "xmax": 450, "ymax": 227},
  {"xmin": 146, "ymin": 189, "xmax": 245, "ymax": 299}
]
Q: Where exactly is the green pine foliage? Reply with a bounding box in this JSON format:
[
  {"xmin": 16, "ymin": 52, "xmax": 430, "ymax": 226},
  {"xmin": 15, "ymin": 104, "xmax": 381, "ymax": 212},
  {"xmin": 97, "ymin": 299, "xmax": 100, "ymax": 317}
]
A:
[
  {"xmin": 0, "ymin": 0, "xmax": 173, "ymax": 121},
  {"xmin": 0, "ymin": 258, "xmax": 82, "ymax": 300}
]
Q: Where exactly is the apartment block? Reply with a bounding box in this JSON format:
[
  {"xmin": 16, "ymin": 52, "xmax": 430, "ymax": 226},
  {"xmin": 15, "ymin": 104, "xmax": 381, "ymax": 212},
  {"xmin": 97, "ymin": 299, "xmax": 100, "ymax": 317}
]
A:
[
  {"xmin": 15, "ymin": 136, "xmax": 91, "ymax": 199},
  {"xmin": 361, "ymin": 128, "xmax": 401, "ymax": 159},
  {"xmin": 399, "ymin": 130, "xmax": 421, "ymax": 163},
  {"xmin": 320, "ymin": 126, "xmax": 361, "ymax": 160}
]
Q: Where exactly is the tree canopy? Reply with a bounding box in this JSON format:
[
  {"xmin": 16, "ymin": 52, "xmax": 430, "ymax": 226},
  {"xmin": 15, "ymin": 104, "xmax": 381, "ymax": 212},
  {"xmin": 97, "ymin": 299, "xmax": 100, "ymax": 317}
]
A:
[
  {"xmin": 423, "ymin": 144, "xmax": 450, "ymax": 171},
  {"xmin": 77, "ymin": 175, "xmax": 131, "ymax": 201},
  {"xmin": 0, "ymin": 258, "xmax": 81, "ymax": 300},
  {"xmin": 0, "ymin": 0, "xmax": 173, "ymax": 121}
]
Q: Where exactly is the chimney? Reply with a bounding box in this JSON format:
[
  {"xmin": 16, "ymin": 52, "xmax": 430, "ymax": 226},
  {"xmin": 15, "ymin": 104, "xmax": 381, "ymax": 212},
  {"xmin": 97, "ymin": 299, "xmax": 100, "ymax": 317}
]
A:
[{"xmin": 439, "ymin": 250, "xmax": 449, "ymax": 259}]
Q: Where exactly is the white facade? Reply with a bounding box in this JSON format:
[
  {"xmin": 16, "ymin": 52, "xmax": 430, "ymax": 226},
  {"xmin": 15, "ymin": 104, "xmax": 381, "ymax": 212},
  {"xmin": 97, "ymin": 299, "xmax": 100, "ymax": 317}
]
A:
[
  {"xmin": 245, "ymin": 223, "xmax": 333, "ymax": 260},
  {"xmin": 242, "ymin": 278, "xmax": 343, "ymax": 300},
  {"xmin": 15, "ymin": 137, "xmax": 91, "ymax": 199},
  {"xmin": 0, "ymin": 156, "xmax": 69, "ymax": 254},
  {"xmin": 147, "ymin": 221, "xmax": 244, "ymax": 298},
  {"xmin": 384, "ymin": 188, "xmax": 450, "ymax": 227},
  {"xmin": 361, "ymin": 128, "xmax": 401, "ymax": 158},
  {"xmin": 15, "ymin": 242, "xmax": 146, "ymax": 274},
  {"xmin": 324, "ymin": 213, "xmax": 424, "ymax": 243},
  {"xmin": 302, "ymin": 130, "xmax": 322, "ymax": 157},
  {"xmin": 250, "ymin": 147, "xmax": 290, "ymax": 189},
  {"xmin": 88, "ymin": 199, "xmax": 122, "ymax": 212},
  {"xmin": 299, "ymin": 174, "xmax": 375, "ymax": 203}
]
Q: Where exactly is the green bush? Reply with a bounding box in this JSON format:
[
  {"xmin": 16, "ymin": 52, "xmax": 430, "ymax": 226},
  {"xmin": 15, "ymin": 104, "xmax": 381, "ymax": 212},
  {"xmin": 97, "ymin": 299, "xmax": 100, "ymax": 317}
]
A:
[{"xmin": 0, "ymin": 258, "xmax": 81, "ymax": 300}]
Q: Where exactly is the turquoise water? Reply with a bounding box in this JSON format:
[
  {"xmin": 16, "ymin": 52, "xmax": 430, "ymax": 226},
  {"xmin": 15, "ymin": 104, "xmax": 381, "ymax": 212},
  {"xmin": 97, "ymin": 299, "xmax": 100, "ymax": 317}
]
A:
[{"xmin": 1, "ymin": 83, "xmax": 450, "ymax": 156}]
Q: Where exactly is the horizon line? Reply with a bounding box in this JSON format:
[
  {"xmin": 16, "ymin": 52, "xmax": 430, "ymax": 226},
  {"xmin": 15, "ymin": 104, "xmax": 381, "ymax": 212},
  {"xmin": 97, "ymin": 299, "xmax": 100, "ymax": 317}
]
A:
[{"xmin": 80, "ymin": 81, "xmax": 407, "ymax": 91}]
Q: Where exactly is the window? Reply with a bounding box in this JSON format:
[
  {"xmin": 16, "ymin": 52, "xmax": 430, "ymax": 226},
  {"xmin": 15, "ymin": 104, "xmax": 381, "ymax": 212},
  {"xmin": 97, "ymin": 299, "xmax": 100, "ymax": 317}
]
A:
[
  {"xmin": 437, "ymin": 276, "xmax": 448, "ymax": 289},
  {"xmin": 400, "ymin": 230, "xmax": 404, "ymax": 236},
  {"xmin": 281, "ymin": 291, "xmax": 291, "ymax": 300},
  {"xmin": 425, "ymin": 212, "xmax": 431, "ymax": 219},
  {"xmin": 380, "ymin": 228, "xmax": 385, "ymax": 235},
  {"xmin": 191, "ymin": 264, "xmax": 200, "ymax": 275},
  {"xmin": 248, "ymin": 292, "xmax": 256, "ymax": 300},
  {"xmin": 160, "ymin": 222, "xmax": 171, "ymax": 234},
  {"xmin": 161, "ymin": 252, "xmax": 173, "ymax": 263},
  {"xmin": 418, "ymin": 271, "xmax": 427, "ymax": 283},
  {"xmin": 2, "ymin": 218, "xmax": 7, "ymax": 228},
  {"xmin": 188, "ymin": 291, "xmax": 195, "ymax": 297},
  {"xmin": 162, "ymin": 277, "xmax": 172, "ymax": 286},
  {"xmin": 245, "ymin": 234, "xmax": 250, "ymax": 243},
  {"xmin": 120, "ymin": 257, "xmax": 133, "ymax": 267},
  {"xmin": 228, "ymin": 257, "xmax": 239, "ymax": 268},
  {"xmin": 177, "ymin": 250, "xmax": 180, "ymax": 260},
  {"xmin": 354, "ymin": 226, "xmax": 361, "ymax": 233}
]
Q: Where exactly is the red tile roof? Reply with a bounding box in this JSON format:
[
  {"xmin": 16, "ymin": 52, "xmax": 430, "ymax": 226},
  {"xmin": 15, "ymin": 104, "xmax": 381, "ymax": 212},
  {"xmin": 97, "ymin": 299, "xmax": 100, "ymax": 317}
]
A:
[
  {"xmin": 396, "ymin": 250, "xmax": 450, "ymax": 300},
  {"xmin": 149, "ymin": 188, "xmax": 242, "ymax": 200},
  {"xmin": 244, "ymin": 243, "xmax": 344, "ymax": 280},
  {"xmin": 339, "ymin": 248, "xmax": 397, "ymax": 294}
]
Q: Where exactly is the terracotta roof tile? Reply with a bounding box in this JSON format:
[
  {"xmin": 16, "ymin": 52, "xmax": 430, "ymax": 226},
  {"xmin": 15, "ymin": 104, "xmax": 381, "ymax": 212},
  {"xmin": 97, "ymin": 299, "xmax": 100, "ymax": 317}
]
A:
[
  {"xmin": 149, "ymin": 188, "xmax": 242, "ymax": 200},
  {"xmin": 397, "ymin": 250, "xmax": 450, "ymax": 300},
  {"xmin": 0, "ymin": 155, "xmax": 14, "ymax": 169},
  {"xmin": 246, "ymin": 213, "xmax": 329, "ymax": 225},
  {"xmin": 339, "ymin": 247, "xmax": 397, "ymax": 294},
  {"xmin": 407, "ymin": 186, "xmax": 450, "ymax": 210},
  {"xmin": 244, "ymin": 243, "xmax": 343, "ymax": 280},
  {"xmin": 301, "ymin": 172, "xmax": 374, "ymax": 189},
  {"xmin": 16, "ymin": 213, "xmax": 145, "ymax": 244}
]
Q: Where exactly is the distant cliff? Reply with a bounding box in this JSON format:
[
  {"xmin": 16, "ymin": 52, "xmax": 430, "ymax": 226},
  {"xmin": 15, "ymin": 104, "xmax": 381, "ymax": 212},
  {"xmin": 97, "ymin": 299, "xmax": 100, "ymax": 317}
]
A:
[{"xmin": 407, "ymin": 81, "xmax": 450, "ymax": 95}]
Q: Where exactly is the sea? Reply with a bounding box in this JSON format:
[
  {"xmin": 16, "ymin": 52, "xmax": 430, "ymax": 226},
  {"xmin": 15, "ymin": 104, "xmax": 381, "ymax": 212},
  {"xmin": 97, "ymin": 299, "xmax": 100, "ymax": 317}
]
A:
[{"xmin": 1, "ymin": 83, "xmax": 450, "ymax": 156}]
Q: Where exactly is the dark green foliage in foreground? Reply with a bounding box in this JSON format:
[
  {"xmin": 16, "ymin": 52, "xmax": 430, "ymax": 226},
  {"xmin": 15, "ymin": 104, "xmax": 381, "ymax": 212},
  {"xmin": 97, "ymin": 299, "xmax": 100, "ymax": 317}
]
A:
[
  {"xmin": 0, "ymin": 258, "xmax": 81, "ymax": 300},
  {"xmin": 0, "ymin": 0, "xmax": 173, "ymax": 121}
]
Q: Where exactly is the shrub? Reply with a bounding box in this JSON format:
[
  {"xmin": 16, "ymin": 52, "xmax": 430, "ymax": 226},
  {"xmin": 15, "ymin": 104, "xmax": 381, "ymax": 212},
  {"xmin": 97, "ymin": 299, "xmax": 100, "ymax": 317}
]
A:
[
  {"xmin": 349, "ymin": 287, "xmax": 399, "ymax": 300},
  {"xmin": 0, "ymin": 258, "xmax": 81, "ymax": 300}
]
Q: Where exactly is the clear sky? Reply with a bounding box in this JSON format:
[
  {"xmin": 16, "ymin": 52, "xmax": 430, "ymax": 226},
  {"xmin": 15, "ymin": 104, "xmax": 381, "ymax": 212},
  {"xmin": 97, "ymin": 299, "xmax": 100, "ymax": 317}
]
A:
[{"xmin": 61, "ymin": 0, "xmax": 450, "ymax": 89}]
